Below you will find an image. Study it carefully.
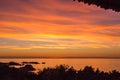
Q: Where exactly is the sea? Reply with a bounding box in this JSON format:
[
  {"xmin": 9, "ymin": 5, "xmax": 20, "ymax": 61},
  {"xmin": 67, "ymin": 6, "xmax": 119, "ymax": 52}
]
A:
[{"xmin": 0, "ymin": 58, "xmax": 120, "ymax": 72}]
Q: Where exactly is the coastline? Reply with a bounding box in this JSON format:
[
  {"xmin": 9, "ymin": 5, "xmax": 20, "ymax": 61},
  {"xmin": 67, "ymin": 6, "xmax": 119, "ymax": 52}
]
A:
[{"xmin": 0, "ymin": 61, "xmax": 120, "ymax": 80}]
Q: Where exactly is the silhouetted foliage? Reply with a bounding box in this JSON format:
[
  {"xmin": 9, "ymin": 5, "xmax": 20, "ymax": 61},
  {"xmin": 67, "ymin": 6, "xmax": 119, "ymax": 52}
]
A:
[
  {"xmin": 0, "ymin": 62, "xmax": 120, "ymax": 80},
  {"xmin": 73, "ymin": 0, "xmax": 120, "ymax": 12}
]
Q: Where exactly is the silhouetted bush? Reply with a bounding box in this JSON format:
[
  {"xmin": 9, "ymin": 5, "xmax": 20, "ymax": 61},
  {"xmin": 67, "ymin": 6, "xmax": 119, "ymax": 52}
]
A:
[{"xmin": 0, "ymin": 62, "xmax": 120, "ymax": 80}]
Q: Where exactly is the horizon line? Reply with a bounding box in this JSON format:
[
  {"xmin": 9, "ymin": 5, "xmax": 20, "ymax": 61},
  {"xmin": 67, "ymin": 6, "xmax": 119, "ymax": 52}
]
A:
[{"xmin": 0, "ymin": 57, "xmax": 120, "ymax": 59}]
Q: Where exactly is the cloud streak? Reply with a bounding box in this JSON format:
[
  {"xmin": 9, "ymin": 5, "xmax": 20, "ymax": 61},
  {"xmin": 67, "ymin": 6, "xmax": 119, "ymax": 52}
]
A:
[
  {"xmin": 0, "ymin": 0, "xmax": 120, "ymax": 57},
  {"xmin": 0, "ymin": 26, "xmax": 31, "ymax": 33}
]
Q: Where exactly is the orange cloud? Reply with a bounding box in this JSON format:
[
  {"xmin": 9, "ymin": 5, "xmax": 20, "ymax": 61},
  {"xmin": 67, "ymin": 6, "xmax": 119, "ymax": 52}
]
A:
[{"xmin": 0, "ymin": 0, "xmax": 120, "ymax": 57}]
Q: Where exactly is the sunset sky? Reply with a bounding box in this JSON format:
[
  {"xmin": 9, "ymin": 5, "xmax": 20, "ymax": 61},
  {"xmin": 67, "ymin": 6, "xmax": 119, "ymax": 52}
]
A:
[{"xmin": 0, "ymin": 0, "xmax": 120, "ymax": 58}]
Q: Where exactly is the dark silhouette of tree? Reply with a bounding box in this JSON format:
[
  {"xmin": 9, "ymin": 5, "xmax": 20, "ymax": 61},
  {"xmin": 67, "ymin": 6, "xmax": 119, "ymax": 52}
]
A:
[
  {"xmin": 66, "ymin": 67, "xmax": 77, "ymax": 80},
  {"xmin": 73, "ymin": 0, "xmax": 120, "ymax": 12},
  {"xmin": 109, "ymin": 70, "xmax": 120, "ymax": 80},
  {"xmin": 0, "ymin": 62, "xmax": 120, "ymax": 80},
  {"xmin": 77, "ymin": 66, "xmax": 96, "ymax": 80}
]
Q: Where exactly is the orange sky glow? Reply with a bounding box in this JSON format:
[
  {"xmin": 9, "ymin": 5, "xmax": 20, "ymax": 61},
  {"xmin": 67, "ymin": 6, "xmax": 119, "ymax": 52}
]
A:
[{"xmin": 0, "ymin": 0, "xmax": 120, "ymax": 58}]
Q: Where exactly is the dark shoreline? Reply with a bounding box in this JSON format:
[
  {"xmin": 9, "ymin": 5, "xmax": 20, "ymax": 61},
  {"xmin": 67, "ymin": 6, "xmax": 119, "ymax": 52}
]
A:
[{"xmin": 0, "ymin": 62, "xmax": 120, "ymax": 80}]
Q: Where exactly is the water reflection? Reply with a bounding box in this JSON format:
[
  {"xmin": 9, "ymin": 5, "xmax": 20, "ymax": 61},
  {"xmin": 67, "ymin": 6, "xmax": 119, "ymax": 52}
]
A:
[{"xmin": 0, "ymin": 59, "xmax": 120, "ymax": 72}]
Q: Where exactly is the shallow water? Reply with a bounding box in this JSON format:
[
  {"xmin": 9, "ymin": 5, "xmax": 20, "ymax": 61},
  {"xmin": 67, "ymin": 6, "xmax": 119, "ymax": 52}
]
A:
[{"xmin": 0, "ymin": 58, "xmax": 120, "ymax": 72}]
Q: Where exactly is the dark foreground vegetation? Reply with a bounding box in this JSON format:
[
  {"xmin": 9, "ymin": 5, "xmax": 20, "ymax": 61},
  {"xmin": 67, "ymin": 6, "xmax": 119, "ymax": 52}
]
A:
[
  {"xmin": 0, "ymin": 62, "xmax": 120, "ymax": 80},
  {"xmin": 73, "ymin": 0, "xmax": 120, "ymax": 12}
]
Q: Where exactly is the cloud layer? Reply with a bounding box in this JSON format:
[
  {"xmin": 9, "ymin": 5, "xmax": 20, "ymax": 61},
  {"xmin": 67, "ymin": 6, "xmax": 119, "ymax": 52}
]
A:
[{"xmin": 0, "ymin": 0, "xmax": 120, "ymax": 57}]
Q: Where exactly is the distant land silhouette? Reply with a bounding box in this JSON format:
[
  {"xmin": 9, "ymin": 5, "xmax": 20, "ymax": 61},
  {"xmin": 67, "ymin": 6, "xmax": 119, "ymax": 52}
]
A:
[
  {"xmin": 0, "ymin": 62, "xmax": 120, "ymax": 80},
  {"xmin": 73, "ymin": 0, "xmax": 120, "ymax": 12}
]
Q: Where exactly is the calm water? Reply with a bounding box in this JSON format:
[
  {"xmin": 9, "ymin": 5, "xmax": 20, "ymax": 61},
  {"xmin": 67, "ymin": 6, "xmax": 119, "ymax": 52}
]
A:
[{"xmin": 0, "ymin": 58, "xmax": 120, "ymax": 72}]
